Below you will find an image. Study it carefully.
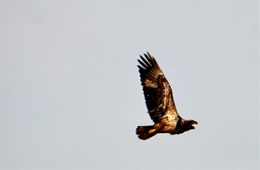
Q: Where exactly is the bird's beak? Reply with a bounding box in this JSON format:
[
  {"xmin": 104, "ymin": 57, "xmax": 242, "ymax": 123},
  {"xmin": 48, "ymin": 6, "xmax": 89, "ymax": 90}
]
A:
[
  {"xmin": 193, "ymin": 121, "xmax": 198, "ymax": 125},
  {"xmin": 192, "ymin": 121, "xmax": 198, "ymax": 129}
]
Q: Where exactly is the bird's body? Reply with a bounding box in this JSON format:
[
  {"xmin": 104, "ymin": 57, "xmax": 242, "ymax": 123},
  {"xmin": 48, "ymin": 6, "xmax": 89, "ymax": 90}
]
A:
[{"xmin": 136, "ymin": 52, "xmax": 198, "ymax": 140}]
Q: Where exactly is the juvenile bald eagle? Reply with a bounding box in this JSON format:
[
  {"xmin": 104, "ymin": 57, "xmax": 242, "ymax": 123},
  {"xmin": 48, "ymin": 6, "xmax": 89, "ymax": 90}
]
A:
[{"xmin": 136, "ymin": 52, "xmax": 198, "ymax": 140}]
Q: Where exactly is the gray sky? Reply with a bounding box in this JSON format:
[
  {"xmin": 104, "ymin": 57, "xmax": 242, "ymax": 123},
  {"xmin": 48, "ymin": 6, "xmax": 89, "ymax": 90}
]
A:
[{"xmin": 0, "ymin": 0, "xmax": 259, "ymax": 170}]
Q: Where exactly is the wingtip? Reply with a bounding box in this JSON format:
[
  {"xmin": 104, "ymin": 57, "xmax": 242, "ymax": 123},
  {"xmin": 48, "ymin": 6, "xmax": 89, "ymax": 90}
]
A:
[
  {"xmin": 146, "ymin": 51, "xmax": 151, "ymax": 57},
  {"xmin": 138, "ymin": 51, "xmax": 157, "ymax": 68}
]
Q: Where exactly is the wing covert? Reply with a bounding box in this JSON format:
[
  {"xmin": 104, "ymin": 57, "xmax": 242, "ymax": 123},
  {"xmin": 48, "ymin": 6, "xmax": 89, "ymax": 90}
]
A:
[{"xmin": 137, "ymin": 52, "xmax": 178, "ymax": 123}]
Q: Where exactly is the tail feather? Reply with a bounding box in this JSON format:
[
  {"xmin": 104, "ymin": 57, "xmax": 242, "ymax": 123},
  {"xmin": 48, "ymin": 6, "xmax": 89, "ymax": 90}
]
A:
[{"xmin": 136, "ymin": 125, "xmax": 157, "ymax": 140}]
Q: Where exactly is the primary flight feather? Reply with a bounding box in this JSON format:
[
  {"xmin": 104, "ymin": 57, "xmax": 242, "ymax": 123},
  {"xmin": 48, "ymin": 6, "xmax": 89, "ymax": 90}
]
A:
[{"xmin": 136, "ymin": 52, "xmax": 198, "ymax": 140}]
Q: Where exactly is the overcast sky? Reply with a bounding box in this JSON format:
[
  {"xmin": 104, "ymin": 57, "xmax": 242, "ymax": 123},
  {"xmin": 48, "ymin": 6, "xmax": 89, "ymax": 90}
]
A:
[{"xmin": 0, "ymin": 0, "xmax": 259, "ymax": 170}]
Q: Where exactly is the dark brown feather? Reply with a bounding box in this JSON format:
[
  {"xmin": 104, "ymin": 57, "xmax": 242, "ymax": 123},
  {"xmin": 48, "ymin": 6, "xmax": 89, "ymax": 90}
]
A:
[
  {"xmin": 137, "ymin": 52, "xmax": 178, "ymax": 123},
  {"xmin": 136, "ymin": 52, "xmax": 198, "ymax": 140}
]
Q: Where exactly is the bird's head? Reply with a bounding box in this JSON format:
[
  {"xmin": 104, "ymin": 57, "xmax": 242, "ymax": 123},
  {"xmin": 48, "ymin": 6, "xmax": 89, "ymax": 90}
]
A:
[
  {"xmin": 186, "ymin": 120, "xmax": 198, "ymax": 130},
  {"xmin": 179, "ymin": 119, "xmax": 198, "ymax": 131}
]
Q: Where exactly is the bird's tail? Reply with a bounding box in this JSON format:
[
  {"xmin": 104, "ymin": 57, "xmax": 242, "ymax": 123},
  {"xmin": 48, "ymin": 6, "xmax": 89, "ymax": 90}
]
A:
[{"xmin": 136, "ymin": 125, "xmax": 157, "ymax": 140}]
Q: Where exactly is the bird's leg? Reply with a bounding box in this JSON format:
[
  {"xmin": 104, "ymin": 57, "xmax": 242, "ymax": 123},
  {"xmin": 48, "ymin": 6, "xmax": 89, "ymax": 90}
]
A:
[
  {"xmin": 148, "ymin": 129, "xmax": 156, "ymax": 134},
  {"xmin": 148, "ymin": 123, "xmax": 161, "ymax": 134}
]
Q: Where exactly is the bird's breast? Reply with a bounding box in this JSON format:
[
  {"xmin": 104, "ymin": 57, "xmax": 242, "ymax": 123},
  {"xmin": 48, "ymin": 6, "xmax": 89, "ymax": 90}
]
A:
[{"xmin": 159, "ymin": 110, "xmax": 178, "ymax": 133}]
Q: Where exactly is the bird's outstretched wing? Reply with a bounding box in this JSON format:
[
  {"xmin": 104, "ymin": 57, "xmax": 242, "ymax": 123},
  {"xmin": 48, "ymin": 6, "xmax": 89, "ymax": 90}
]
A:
[{"xmin": 138, "ymin": 52, "xmax": 178, "ymax": 123}]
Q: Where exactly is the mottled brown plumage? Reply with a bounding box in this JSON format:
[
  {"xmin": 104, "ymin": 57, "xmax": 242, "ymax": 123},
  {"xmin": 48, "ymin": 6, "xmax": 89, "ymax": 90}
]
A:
[{"xmin": 136, "ymin": 52, "xmax": 198, "ymax": 140}]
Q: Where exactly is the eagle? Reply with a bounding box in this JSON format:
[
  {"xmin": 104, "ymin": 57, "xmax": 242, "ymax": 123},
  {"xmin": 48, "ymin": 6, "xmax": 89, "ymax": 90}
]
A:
[{"xmin": 136, "ymin": 52, "xmax": 198, "ymax": 140}]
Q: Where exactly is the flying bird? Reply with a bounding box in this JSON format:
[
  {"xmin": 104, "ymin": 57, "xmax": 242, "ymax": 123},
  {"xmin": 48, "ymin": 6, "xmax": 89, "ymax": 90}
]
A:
[{"xmin": 136, "ymin": 52, "xmax": 198, "ymax": 140}]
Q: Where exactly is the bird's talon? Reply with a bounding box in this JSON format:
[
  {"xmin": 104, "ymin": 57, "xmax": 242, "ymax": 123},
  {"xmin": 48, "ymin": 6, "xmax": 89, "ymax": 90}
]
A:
[{"xmin": 148, "ymin": 129, "xmax": 156, "ymax": 134}]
